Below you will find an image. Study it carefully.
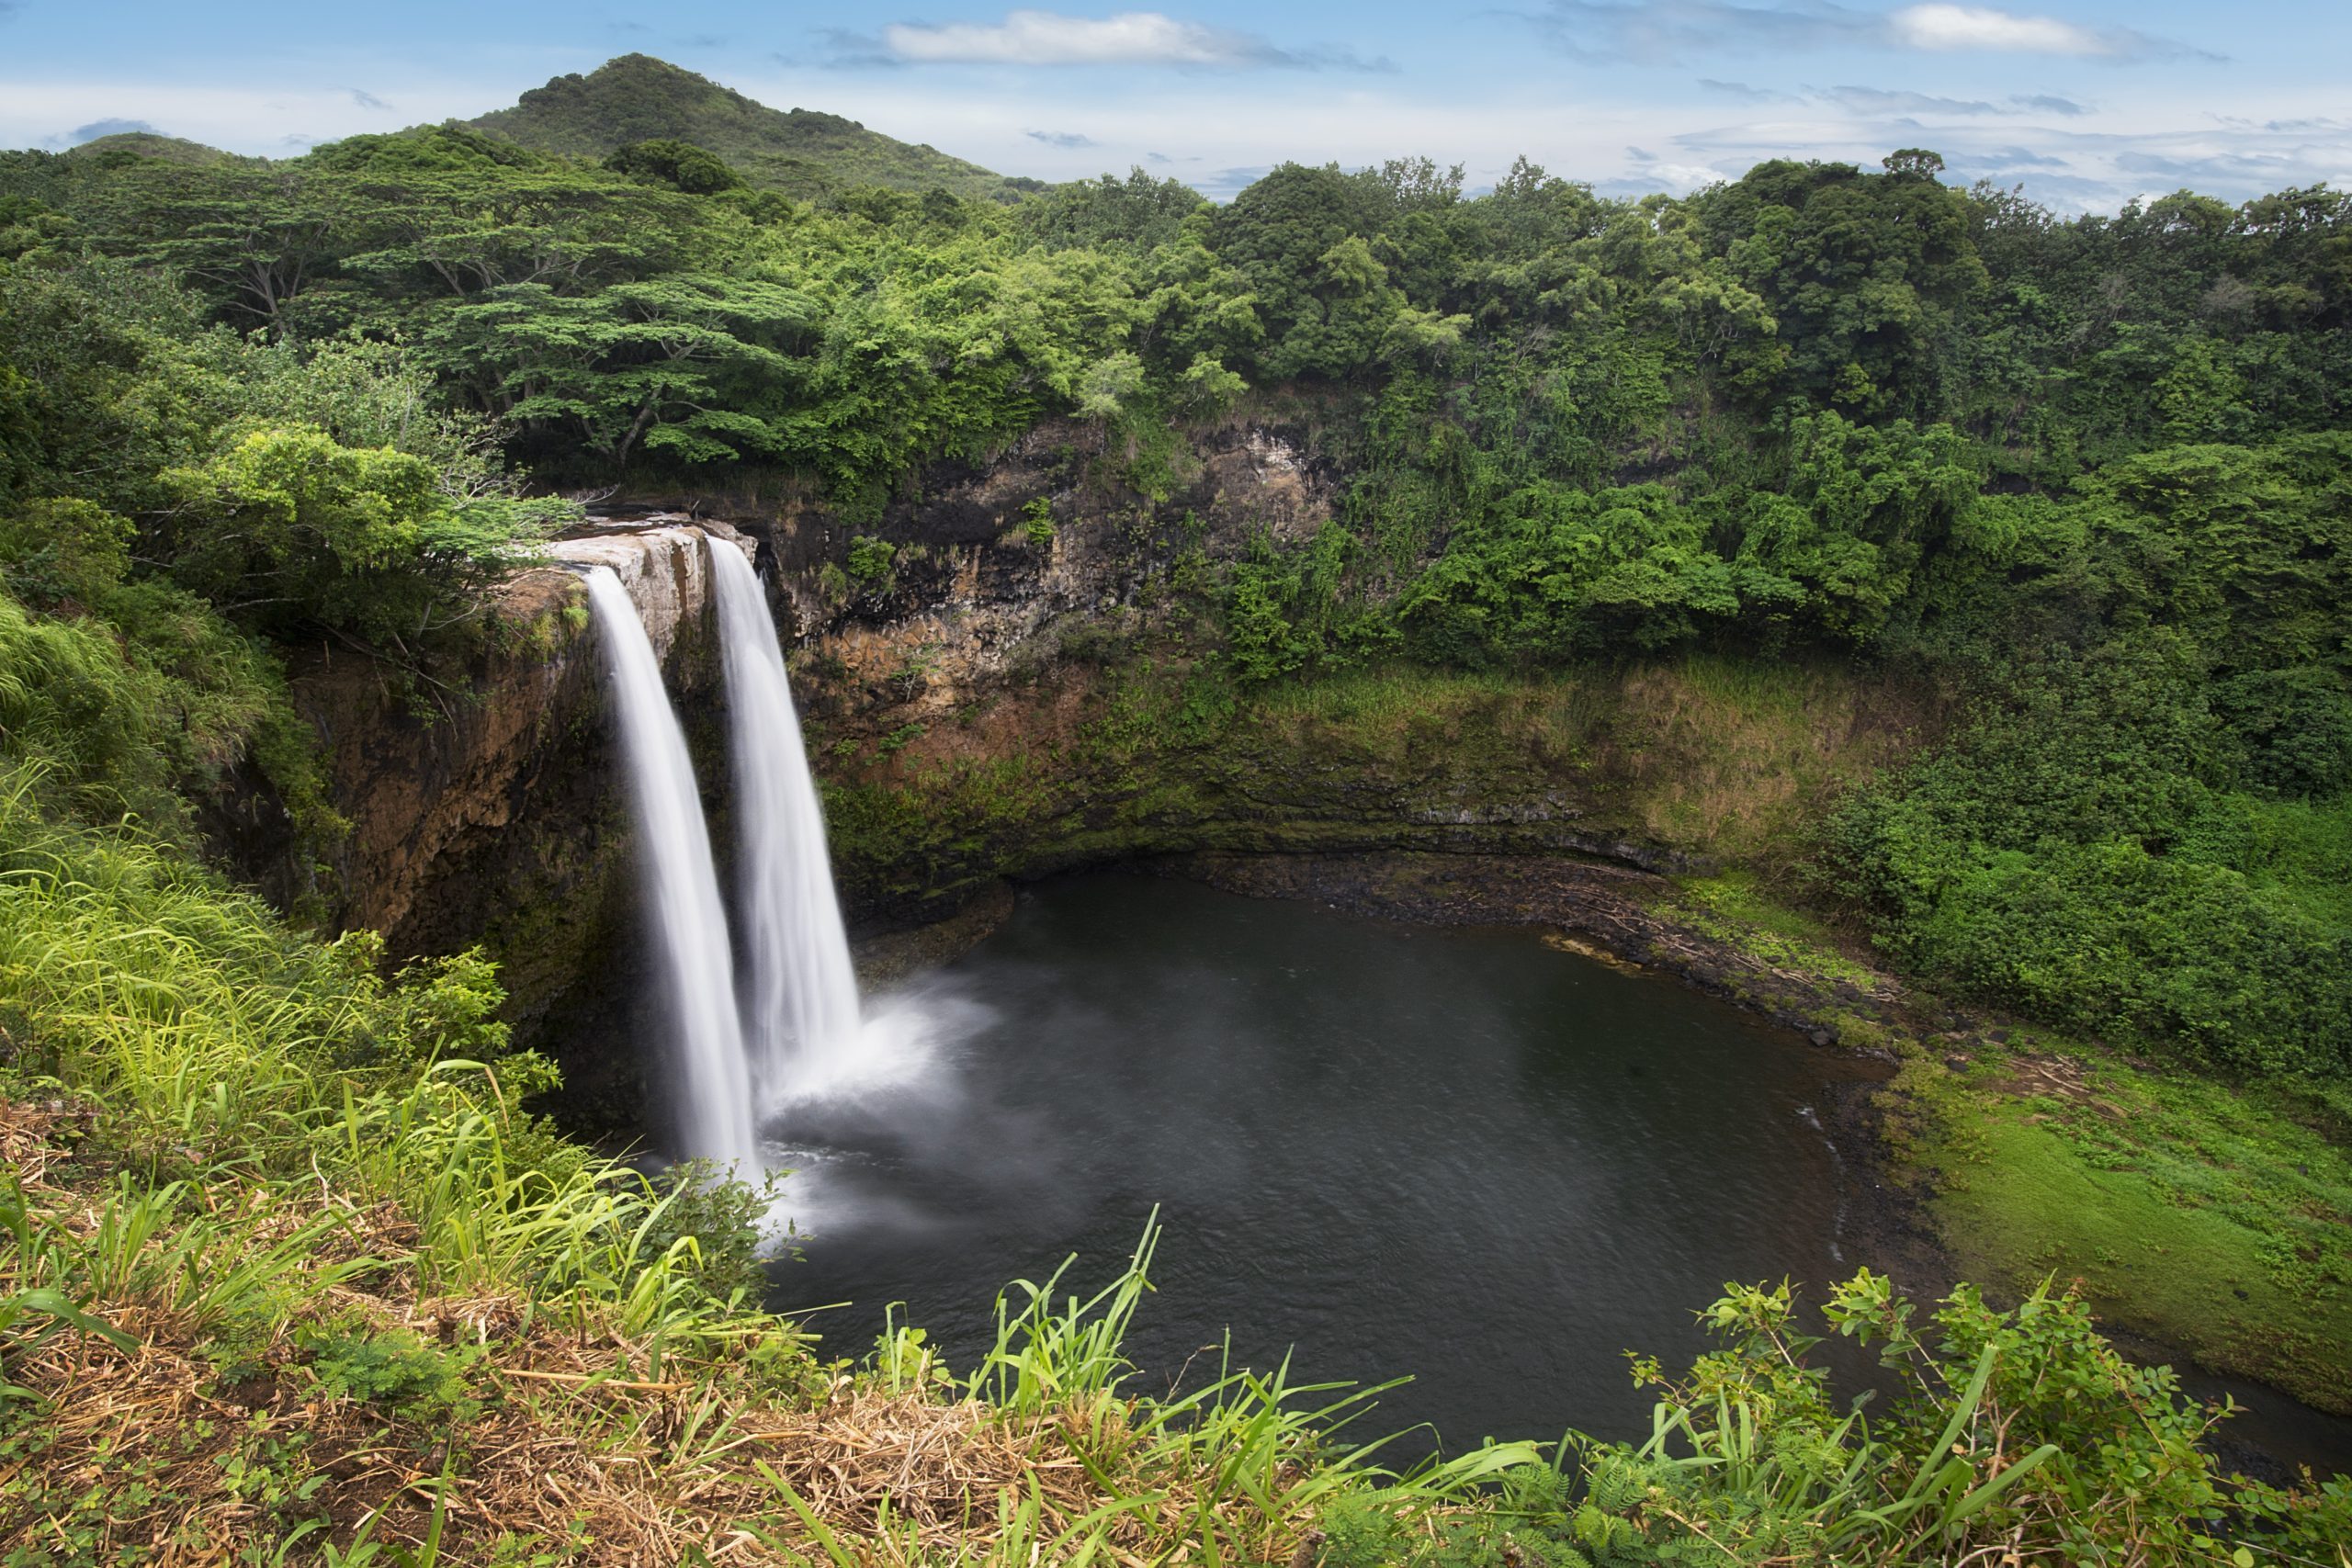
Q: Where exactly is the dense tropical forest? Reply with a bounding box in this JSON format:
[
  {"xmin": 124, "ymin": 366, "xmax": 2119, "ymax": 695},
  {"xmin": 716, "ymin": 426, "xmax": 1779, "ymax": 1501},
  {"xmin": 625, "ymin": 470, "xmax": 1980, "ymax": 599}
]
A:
[{"xmin": 2, "ymin": 51, "xmax": 2350, "ymax": 1564}]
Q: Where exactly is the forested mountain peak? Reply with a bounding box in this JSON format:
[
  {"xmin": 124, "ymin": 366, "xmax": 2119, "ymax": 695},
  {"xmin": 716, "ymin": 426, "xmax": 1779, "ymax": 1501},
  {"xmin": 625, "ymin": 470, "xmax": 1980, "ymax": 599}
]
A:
[
  {"xmin": 59, "ymin": 131, "xmax": 261, "ymax": 170},
  {"xmin": 464, "ymin": 53, "xmax": 1040, "ymax": 204}
]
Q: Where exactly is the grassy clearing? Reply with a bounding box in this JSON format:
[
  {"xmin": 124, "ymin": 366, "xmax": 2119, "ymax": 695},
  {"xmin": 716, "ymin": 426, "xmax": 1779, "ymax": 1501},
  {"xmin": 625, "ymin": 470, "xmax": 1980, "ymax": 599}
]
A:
[
  {"xmin": 1605, "ymin": 656, "xmax": 1930, "ymax": 864},
  {"xmin": 1235, "ymin": 655, "xmax": 1928, "ymax": 864},
  {"xmin": 1250, "ymin": 666, "xmax": 1533, "ymax": 736},
  {"xmin": 1671, "ymin": 870, "xmax": 1894, "ymax": 996},
  {"xmin": 1898, "ymin": 1043, "xmax": 2352, "ymax": 1416},
  {"xmin": 1647, "ymin": 863, "xmax": 2352, "ymax": 1424},
  {"xmin": 818, "ymin": 653, "xmax": 1936, "ymax": 921}
]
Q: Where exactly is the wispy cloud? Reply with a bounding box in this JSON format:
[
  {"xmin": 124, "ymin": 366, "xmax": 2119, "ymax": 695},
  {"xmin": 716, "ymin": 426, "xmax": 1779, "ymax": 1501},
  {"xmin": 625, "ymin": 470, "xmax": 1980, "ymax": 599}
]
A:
[
  {"xmin": 1694, "ymin": 80, "xmax": 2090, "ymax": 118},
  {"xmin": 1889, "ymin": 5, "xmax": 2107, "ymax": 54},
  {"xmin": 799, "ymin": 29, "xmax": 905, "ymax": 70},
  {"xmin": 2115, "ymin": 147, "xmax": 2324, "ymax": 185},
  {"xmin": 1636, "ymin": 111, "xmax": 2352, "ymax": 210},
  {"xmin": 1822, "ymin": 84, "xmax": 2000, "ymax": 115},
  {"xmin": 1532, "ymin": 1, "xmax": 2207, "ymax": 64},
  {"xmin": 1025, "ymin": 128, "xmax": 1098, "ymax": 147},
  {"xmin": 1200, "ymin": 163, "xmax": 1272, "ymax": 196},
  {"xmin": 1534, "ymin": 1, "xmax": 1867, "ymax": 62},
  {"xmin": 1697, "ymin": 77, "xmax": 1802, "ymax": 102},
  {"xmin": 1612, "ymin": 141, "xmax": 1734, "ymax": 193},
  {"xmin": 874, "ymin": 9, "xmax": 1389, "ymax": 71},
  {"xmin": 64, "ymin": 117, "xmax": 156, "ymax": 144},
  {"xmin": 1885, "ymin": 5, "xmax": 2207, "ymax": 60},
  {"xmin": 1820, "ymin": 84, "xmax": 2089, "ymax": 117},
  {"xmin": 1974, "ymin": 144, "xmax": 2071, "ymax": 168},
  {"xmin": 2213, "ymin": 114, "xmax": 2351, "ymax": 135},
  {"xmin": 886, "ymin": 10, "xmax": 1272, "ymax": 66},
  {"xmin": 348, "ymin": 88, "xmax": 392, "ymax": 111}
]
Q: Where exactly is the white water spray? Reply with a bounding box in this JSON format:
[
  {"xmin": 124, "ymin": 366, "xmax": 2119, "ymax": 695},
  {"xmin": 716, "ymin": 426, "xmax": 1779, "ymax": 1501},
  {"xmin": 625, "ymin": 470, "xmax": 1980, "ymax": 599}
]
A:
[
  {"xmin": 582, "ymin": 566, "xmax": 761, "ymax": 1176},
  {"xmin": 708, "ymin": 543, "xmax": 865, "ymax": 1109}
]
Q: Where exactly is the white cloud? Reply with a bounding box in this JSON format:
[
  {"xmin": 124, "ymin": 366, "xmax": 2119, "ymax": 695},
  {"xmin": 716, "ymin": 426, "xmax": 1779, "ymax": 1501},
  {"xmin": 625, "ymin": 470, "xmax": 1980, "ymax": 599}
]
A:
[
  {"xmin": 1534, "ymin": 2, "xmax": 2201, "ymax": 65},
  {"xmin": 881, "ymin": 9, "xmax": 1279, "ymax": 68},
  {"xmin": 1890, "ymin": 5, "xmax": 2112, "ymax": 56},
  {"xmin": 1615, "ymin": 148, "xmax": 1734, "ymax": 192}
]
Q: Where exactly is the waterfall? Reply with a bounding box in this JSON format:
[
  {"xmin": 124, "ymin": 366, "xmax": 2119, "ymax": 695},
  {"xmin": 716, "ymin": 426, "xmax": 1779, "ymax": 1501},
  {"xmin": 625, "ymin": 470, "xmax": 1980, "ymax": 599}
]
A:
[
  {"xmin": 582, "ymin": 566, "xmax": 762, "ymax": 1175},
  {"xmin": 708, "ymin": 542, "xmax": 864, "ymax": 1108}
]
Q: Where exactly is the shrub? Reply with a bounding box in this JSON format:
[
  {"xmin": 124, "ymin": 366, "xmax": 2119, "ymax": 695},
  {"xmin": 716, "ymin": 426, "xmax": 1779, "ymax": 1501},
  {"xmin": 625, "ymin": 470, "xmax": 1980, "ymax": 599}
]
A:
[
  {"xmin": 298, "ymin": 1324, "xmax": 478, "ymax": 1419},
  {"xmin": 844, "ymin": 534, "xmax": 896, "ymax": 587}
]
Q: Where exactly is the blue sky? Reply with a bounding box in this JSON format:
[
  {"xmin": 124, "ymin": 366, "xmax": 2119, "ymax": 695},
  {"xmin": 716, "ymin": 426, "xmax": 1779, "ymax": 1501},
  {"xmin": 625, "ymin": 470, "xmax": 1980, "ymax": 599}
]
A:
[{"xmin": 4, "ymin": 3, "xmax": 2346, "ymax": 209}]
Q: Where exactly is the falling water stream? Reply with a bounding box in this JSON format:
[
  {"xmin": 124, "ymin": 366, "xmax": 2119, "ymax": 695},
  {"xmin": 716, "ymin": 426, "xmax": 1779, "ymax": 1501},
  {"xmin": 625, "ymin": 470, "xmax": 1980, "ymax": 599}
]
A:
[
  {"xmin": 709, "ymin": 544, "xmax": 865, "ymax": 1110},
  {"xmin": 582, "ymin": 565, "xmax": 761, "ymax": 1175}
]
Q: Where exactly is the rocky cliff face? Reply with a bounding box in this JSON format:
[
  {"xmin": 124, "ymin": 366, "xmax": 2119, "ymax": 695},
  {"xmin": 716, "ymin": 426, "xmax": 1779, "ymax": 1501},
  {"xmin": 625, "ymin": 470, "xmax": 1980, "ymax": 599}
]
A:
[
  {"xmin": 291, "ymin": 518, "xmax": 753, "ymax": 1069},
  {"xmin": 280, "ymin": 419, "xmax": 1374, "ymax": 1046},
  {"xmin": 281, "ymin": 420, "xmax": 1913, "ymax": 1107},
  {"xmin": 745, "ymin": 418, "xmax": 1751, "ymax": 922}
]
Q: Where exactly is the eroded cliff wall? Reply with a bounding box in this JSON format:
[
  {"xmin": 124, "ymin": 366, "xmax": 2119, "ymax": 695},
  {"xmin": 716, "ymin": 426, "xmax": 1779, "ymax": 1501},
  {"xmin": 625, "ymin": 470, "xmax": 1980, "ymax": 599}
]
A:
[
  {"xmin": 281, "ymin": 422, "xmax": 1916, "ymax": 1104},
  {"xmin": 290, "ymin": 521, "xmax": 754, "ymax": 1076}
]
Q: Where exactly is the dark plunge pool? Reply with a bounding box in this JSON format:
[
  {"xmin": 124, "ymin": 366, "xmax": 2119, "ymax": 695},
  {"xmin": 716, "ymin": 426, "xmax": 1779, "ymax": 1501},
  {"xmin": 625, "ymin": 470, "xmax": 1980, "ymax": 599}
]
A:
[{"xmin": 761, "ymin": 871, "xmax": 1879, "ymax": 1451}]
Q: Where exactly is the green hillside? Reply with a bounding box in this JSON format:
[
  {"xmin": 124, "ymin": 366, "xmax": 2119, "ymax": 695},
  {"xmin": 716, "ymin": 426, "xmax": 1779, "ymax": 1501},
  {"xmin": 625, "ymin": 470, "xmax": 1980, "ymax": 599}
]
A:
[
  {"xmin": 466, "ymin": 52, "xmax": 1039, "ymax": 203},
  {"xmin": 60, "ymin": 131, "xmax": 261, "ymax": 169}
]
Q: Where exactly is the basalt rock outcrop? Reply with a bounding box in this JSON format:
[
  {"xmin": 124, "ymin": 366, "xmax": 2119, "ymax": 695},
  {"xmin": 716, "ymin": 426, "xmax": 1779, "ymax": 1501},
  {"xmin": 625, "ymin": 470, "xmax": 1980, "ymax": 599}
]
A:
[
  {"xmin": 276, "ymin": 419, "xmax": 1914, "ymax": 1080},
  {"xmin": 290, "ymin": 519, "xmax": 754, "ymax": 1062}
]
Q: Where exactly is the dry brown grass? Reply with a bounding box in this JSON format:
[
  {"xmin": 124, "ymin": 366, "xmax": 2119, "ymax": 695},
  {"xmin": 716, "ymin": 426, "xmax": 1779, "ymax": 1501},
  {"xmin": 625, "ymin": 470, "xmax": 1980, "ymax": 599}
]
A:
[
  {"xmin": 1605, "ymin": 657, "xmax": 1938, "ymax": 863},
  {"xmin": 4, "ymin": 1337, "xmax": 1272, "ymax": 1565},
  {"xmin": 1244, "ymin": 656, "xmax": 1939, "ymax": 866},
  {"xmin": 0, "ymin": 1103, "xmax": 1306, "ymax": 1566}
]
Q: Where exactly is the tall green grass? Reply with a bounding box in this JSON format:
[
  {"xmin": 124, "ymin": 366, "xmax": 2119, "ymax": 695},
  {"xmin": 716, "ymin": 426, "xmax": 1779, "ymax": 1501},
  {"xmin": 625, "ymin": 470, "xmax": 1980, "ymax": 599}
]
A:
[{"xmin": 0, "ymin": 762, "xmax": 767, "ymax": 1349}]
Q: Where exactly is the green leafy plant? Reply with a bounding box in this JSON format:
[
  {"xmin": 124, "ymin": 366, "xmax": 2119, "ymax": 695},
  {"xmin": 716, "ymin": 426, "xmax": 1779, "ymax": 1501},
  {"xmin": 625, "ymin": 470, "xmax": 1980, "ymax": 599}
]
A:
[
  {"xmin": 1020, "ymin": 497, "xmax": 1056, "ymax": 547},
  {"xmin": 844, "ymin": 535, "xmax": 897, "ymax": 588}
]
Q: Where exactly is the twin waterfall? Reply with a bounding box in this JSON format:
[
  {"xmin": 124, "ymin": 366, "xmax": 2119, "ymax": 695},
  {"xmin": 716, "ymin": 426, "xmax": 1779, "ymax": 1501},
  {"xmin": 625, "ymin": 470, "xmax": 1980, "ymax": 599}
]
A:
[
  {"xmin": 711, "ymin": 545, "xmax": 863, "ymax": 1107},
  {"xmin": 583, "ymin": 541, "xmax": 862, "ymax": 1176}
]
